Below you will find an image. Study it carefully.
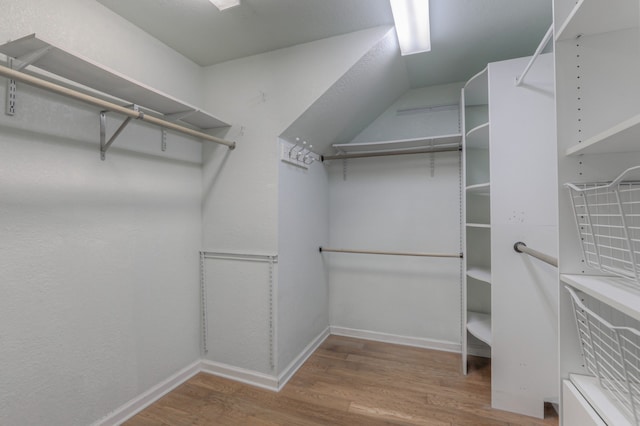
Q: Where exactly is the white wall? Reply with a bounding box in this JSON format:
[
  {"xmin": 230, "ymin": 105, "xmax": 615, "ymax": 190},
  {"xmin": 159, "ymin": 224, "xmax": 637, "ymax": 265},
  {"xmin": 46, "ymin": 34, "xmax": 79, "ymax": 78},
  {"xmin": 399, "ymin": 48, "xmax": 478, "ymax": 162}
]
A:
[
  {"xmin": 0, "ymin": 2, "xmax": 210, "ymax": 425},
  {"xmin": 277, "ymin": 142, "xmax": 330, "ymax": 375},
  {"xmin": 0, "ymin": 86, "xmax": 203, "ymax": 426},
  {"xmin": 200, "ymin": 27, "xmax": 392, "ymax": 374},
  {"xmin": 0, "ymin": 0, "xmax": 205, "ymax": 107},
  {"xmin": 327, "ymin": 84, "xmax": 464, "ymax": 349}
]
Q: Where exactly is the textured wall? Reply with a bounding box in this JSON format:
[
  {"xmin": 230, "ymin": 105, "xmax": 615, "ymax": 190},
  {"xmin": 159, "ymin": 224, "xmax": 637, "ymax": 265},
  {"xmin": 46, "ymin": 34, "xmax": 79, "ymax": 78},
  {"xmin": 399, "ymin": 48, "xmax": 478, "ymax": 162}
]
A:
[
  {"xmin": 328, "ymin": 84, "xmax": 463, "ymax": 346},
  {"xmin": 0, "ymin": 2, "xmax": 206, "ymax": 425},
  {"xmin": 0, "ymin": 0, "xmax": 205, "ymax": 107},
  {"xmin": 277, "ymin": 143, "xmax": 330, "ymax": 375},
  {"xmin": 201, "ymin": 27, "xmax": 392, "ymax": 374},
  {"xmin": 0, "ymin": 84, "xmax": 203, "ymax": 425}
]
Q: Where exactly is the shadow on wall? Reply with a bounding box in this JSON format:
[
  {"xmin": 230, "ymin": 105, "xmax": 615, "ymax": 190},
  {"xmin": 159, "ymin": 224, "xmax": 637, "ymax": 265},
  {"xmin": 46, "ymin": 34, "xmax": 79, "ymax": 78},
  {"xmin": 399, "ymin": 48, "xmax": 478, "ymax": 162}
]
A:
[{"xmin": 202, "ymin": 141, "xmax": 233, "ymax": 202}]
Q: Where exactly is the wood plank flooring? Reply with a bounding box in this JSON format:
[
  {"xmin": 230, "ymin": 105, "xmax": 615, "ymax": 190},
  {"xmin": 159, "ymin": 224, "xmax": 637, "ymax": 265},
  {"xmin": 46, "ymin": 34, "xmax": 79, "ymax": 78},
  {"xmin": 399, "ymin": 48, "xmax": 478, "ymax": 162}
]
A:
[{"xmin": 125, "ymin": 335, "xmax": 559, "ymax": 425}]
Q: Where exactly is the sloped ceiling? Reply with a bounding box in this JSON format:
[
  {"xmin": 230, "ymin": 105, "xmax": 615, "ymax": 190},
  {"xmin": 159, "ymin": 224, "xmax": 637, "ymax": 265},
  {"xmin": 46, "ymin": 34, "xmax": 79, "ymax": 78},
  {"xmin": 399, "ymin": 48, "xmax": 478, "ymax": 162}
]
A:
[
  {"xmin": 97, "ymin": 0, "xmax": 551, "ymax": 151},
  {"xmin": 98, "ymin": 0, "xmax": 552, "ymax": 89},
  {"xmin": 280, "ymin": 28, "xmax": 410, "ymax": 154}
]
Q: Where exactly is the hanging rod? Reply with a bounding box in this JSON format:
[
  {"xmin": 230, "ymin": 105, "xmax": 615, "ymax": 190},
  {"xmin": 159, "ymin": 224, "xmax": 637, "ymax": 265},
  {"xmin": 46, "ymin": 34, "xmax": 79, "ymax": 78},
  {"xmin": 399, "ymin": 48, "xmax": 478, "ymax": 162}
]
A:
[
  {"xmin": 319, "ymin": 247, "xmax": 463, "ymax": 259},
  {"xmin": 321, "ymin": 145, "xmax": 460, "ymax": 162},
  {"xmin": 513, "ymin": 242, "xmax": 558, "ymax": 267},
  {"xmin": 0, "ymin": 64, "xmax": 236, "ymax": 149},
  {"xmin": 515, "ymin": 24, "xmax": 554, "ymax": 87},
  {"xmin": 201, "ymin": 251, "xmax": 278, "ymax": 263}
]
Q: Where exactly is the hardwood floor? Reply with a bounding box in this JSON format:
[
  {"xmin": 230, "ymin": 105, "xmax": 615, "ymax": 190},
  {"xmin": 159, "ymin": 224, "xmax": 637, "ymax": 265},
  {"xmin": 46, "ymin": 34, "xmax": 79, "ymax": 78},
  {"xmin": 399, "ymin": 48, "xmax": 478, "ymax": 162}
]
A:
[{"xmin": 125, "ymin": 335, "xmax": 559, "ymax": 425}]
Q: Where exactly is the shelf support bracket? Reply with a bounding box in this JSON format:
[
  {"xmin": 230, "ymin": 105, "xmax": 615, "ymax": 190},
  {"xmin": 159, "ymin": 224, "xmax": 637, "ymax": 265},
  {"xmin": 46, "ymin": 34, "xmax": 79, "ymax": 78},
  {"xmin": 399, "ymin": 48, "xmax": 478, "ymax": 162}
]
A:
[
  {"xmin": 5, "ymin": 58, "xmax": 16, "ymax": 116},
  {"xmin": 5, "ymin": 46, "xmax": 52, "ymax": 116},
  {"xmin": 99, "ymin": 105, "xmax": 142, "ymax": 161},
  {"xmin": 161, "ymin": 129, "xmax": 167, "ymax": 152}
]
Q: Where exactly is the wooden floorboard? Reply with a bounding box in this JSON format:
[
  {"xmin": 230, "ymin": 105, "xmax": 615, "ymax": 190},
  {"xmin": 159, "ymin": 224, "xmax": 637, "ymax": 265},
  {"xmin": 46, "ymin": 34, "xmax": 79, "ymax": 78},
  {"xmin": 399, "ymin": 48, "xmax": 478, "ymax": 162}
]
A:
[{"xmin": 125, "ymin": 335, "xmax": 559, "ymax": 426}]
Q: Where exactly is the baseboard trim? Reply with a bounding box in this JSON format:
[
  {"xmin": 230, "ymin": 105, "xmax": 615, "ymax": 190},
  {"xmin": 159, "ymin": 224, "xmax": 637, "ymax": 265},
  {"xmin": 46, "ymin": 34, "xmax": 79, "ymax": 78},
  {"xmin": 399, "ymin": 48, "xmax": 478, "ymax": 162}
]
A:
[
  {"xmin": 330, "ymin": 326, "xmax": 460, "ymax": 353},
  {"xmin": 200, "ymin": 360, "xmax": 279, "ymax": 391},
  {"xmin": 92, "ymin": 360, "xmax": 201, "ymax": 426},
  {"xmin": 277, "ymin": 327, "xmax": 330, "ymax": 390},
  {"xmin": 93, "ymin": 327, "xmax": 466, "ymax": 425}
]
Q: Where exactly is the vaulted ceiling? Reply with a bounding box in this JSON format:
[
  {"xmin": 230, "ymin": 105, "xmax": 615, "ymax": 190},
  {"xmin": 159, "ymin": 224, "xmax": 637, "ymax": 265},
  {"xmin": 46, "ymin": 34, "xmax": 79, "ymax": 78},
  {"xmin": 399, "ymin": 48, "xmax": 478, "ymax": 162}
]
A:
[{"xmin": 98, "ymin": 0, "xmax": 552, "ymax": 89}]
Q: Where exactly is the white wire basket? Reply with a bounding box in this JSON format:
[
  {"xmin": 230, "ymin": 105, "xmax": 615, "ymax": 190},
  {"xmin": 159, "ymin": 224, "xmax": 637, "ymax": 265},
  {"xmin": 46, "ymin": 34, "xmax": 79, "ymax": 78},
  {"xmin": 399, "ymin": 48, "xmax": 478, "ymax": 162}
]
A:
[
  {"xmin": 565, "ymin": 166, "xmax": 640, "ymax": 287},
  {"xmin": 566, "ymin": 286, "xmax": 640, "ymax": 424}
]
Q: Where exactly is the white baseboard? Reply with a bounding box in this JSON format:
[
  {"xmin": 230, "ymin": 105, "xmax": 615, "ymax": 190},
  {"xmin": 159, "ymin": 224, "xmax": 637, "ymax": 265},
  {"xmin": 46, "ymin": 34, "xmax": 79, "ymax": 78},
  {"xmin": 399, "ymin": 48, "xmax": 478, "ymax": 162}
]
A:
[
  {"xmin": 92, "ymin": 327, "xmax": 467, "ymax": 425},
  {"xmin": 92, "ymin": 360, "xmax": 201, "ymax": 426},
  {"xmin": 200, "ymin": 359, "xmax": 279, "ymax": 391},
  {"xmin": 277, "ymin": 327, "xmax": 330, "ymax": 390},
  {"xmin": 330, "ymin": 326, "xmax": 461, "ymax": 353}
]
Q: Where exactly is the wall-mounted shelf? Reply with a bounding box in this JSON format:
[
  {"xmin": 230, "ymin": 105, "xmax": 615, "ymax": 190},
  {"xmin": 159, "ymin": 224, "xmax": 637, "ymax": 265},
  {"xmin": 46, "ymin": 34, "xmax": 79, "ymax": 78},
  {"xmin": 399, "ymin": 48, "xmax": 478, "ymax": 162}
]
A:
[
  {"xmin": 331, "ymin": 134, "xmax": 462, "ymax": 154},
  {"xmin": 561, "ymin": 274, "xmax": 640, "ymax": 322},
  {"xmin": 467, "ymin": 311, "xmax": 492, "ymax": 346},
  {"xmin": 556, "ymin": 0, "xmax": 639, "ymax": 42},
  {"xmin": 466, "ymin": 223, "xmax": 491, "ymax": 229},
  {"xmin": 565, "ymin": 113, "xmax": 640, "ymax": 156},
  {"xmin": 466, "ymin": 122, "xmax": 490, "ymax": 149},
  {"xmin": 466, "ymin": 183, "xmax": 490, "ymax": 195},
  {"xmin": 0, "ymin": 34, "xmax": 229, "ymax": 129},
  {"xmin": 464, "ymin": 67, "xmax": 488, "ymax": 106},
  {"xmin": 467, "ymin": 267, "xmax": 491, "ymax": 284}
]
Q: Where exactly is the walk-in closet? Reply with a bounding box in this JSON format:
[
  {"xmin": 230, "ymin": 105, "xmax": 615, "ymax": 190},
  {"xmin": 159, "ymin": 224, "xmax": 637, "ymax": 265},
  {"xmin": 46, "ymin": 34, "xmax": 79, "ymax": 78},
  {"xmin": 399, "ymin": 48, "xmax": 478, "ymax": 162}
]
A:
[{"xmin": 1, "ymin": 1, "xmax": 639, "ymax": 425}]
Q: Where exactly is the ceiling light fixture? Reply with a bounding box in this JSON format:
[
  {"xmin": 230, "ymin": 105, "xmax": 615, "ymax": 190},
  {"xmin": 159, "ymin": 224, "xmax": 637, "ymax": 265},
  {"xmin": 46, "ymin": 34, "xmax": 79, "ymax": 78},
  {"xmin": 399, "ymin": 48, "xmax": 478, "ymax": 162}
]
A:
[
  {"xmin": 389, "ymin": 0, "xmax": 431, "ymax": 56},
  {"xmin": 209, "ymin": 0, "xmax": 240, "ymax": 11}
]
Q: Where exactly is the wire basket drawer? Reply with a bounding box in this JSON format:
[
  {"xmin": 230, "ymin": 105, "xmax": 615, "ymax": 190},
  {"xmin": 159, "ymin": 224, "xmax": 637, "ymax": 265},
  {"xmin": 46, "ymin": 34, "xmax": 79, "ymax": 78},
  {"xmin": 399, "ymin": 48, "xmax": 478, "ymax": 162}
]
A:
[
  {"xmin": 565, "ymin": 166, "xmax": 640, "ymax": 286},
  {"xmin": 567, "ymin": 286, "xmax": 640, "ymax": 425}
]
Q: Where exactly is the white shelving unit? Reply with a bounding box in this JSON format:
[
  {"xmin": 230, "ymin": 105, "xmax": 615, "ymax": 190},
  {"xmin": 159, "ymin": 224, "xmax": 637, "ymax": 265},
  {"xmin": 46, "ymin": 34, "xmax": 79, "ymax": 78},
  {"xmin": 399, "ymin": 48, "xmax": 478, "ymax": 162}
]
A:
[
  {"xmin": 331, "ymin": 134, "xmax": 461, "ymax": 154},
  {"xmin": 465, "ymin": 122, "xmax": 490, "ymax": 149},
  {"xmin": 0, "ymin": 33, "xmax": 229, "ymax": 129},
  {"xmin": 466, "ymin": 183, "xmax": 490, "ymax": 195},
  {"xmin": 565, "ymin": 114, "xmax": 640, "ymax": 156},
  {"xmin": 466, "ymin": 311, "xmax": 492, "ymax": 346},
  {"xmin": 462, "ymin": 66, "xmax": 492, "ymax": 375},
  {"xmin": 555, "ymin": 0, "xmax": 638, "ymax": 42},
  {"xmin": 556, "ymin": 0, "xmax": 640, "ymax": 424},
  {"xmin": 467, "ymin": 266, "xmax": 491, "ymax": 284}
]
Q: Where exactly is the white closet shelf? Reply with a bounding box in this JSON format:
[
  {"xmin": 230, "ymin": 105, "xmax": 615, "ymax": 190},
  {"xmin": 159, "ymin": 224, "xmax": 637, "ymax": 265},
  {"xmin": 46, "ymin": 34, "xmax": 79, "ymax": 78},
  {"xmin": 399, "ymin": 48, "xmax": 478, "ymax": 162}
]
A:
[
  {"xmin": 0, "ymin": 33, "xmax": 229, "ymax": 130},
  {"xmin": 565, "ymin": 113, "xmax": 640, "ymax": 156},
  {"xmin": 465, "ymin": 122, "xmax": 490, "ymax": 149},
  {"xmin": 556, "ymin": 0, "xmax": 638, "ymax": 42},
  {"xmin": 466, "ymin": 183, "xmax": 490, "ymax": 195},
  {"xmin": 467, "ymin": 267, "xmax": 491, "ymax": 284},
  {"xmin": 561, "ymin": 274, "xmax": 640, "ymax": 322},
  {"xmin": 464, "ymin": 67, "xmax": 488, "ymax": 106},
  {"xmin": 570, "ymin": 374, "xmax": 633, "ymax": 426},
  {"xmin": 467, "ymin": 311, "xmax": 492, "ymax": 346},
  {"xmin": 466, "ymin": 223, "xmax": 491, "ymax": 229},
  {"xmin": 331, "ymin": 134, "xmax": 462, "ymax": 153}
]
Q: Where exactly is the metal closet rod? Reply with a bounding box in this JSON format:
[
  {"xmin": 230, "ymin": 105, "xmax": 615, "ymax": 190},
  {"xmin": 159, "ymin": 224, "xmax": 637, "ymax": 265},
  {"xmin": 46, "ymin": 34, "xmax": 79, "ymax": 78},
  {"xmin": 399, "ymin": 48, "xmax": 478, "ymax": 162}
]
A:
[
  {"xmin": 321, "ymin": 145, "xmax": 460, "ymax": 161},
  {"xmin": 319, "ymin": 247, "xmax": 463, "ymax": 259},
  {"xmin": 513, "ymin": 241, "xmax": 558, "ymax": 267},
  {"xmin": 201, "ymin": 250, "xmax": 278, "ymax": 263},
  {"xmin": 0, "ymin": 64, "xmax": 236, "ymax": 149}
]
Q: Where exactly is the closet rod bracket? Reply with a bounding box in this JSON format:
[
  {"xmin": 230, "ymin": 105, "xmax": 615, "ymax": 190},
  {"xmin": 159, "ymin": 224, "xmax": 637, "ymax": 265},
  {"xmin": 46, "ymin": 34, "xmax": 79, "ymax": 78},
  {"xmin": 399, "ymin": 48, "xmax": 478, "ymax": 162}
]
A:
[{"xmin": 99, "ymin": 104, "xmax": 143, "ymax": 160}]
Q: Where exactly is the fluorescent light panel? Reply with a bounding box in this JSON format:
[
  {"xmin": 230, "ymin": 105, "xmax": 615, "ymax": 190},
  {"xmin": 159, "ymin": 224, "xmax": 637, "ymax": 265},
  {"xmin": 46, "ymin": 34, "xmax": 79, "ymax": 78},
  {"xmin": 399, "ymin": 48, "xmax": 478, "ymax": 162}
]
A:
[
  {"xmin": 210, "ymin": 0, "xmax": 240, "ymax": 11},
  {"xmin": 390, "ymin": 0, "xmax": 431, "ymax": 55}
]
